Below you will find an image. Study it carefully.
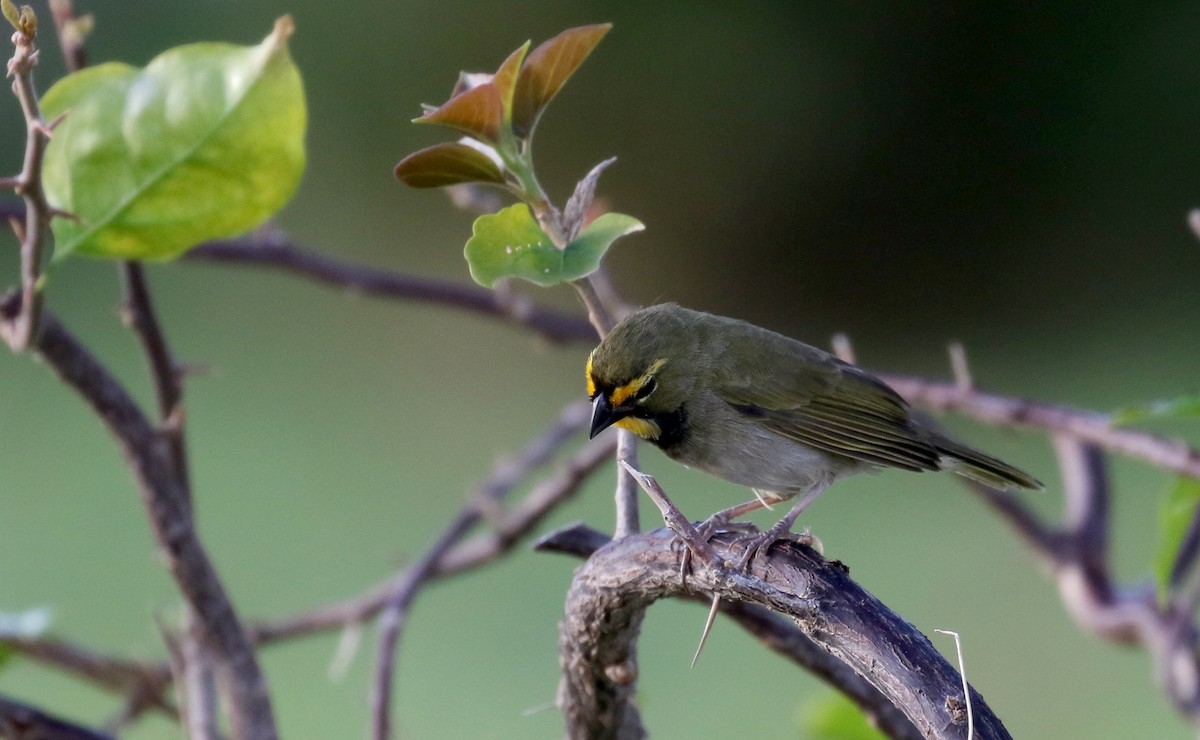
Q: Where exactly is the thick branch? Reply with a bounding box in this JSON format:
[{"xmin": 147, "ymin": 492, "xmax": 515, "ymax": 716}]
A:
[
  {"xmin": 0, "ymin": 301, "xmax": 276, "ymax": 740},
  {"xmin": 560, "ymin": 529, "xmax": 1010, "ymax": 740},
  {"xmin": 537, "ymin": 523, "xmax": 922, "ymax": 739}
]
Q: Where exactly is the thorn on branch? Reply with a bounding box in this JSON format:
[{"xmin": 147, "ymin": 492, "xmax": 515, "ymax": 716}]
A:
[
  {"xmin": 948, "ymin": 341, "xmax": 973, "ymax": 393},
  {"xmin": 831, "ymin": 332, "xmax": 856, "ymax": 364}
]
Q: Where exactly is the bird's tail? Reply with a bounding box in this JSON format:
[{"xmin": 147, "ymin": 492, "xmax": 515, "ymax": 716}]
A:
[{"xmin": 934, "ymin": 436, "xmax": 1043, "ymax": 491}]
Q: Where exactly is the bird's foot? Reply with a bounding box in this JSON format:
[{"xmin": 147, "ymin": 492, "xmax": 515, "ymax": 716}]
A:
[
  {"xmin": 735, "ymin": 524, "xmax": 819, "ymax": 571},
  {"xmin": 675, "ymin": 515, "xmax": 756, "ymax": 582}
]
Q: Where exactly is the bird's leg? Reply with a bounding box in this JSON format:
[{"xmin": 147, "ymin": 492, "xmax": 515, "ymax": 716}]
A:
[
  {"xmin": 736, "ymin": 482, "xmax": 830, "ymax": 570},
  {"xmin": 618, "ymin": 460, "xmax": 723, "ymax": 571},
  {"xmin": 680, "ymin": 496, "xmax": 777, "ymax": 580},
  {"xmin": 697, "ymin": 493, "xmax": 782, "ymax": 536}
]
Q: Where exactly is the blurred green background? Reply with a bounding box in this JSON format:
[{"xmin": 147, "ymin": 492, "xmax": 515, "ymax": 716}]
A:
[{"xmin": 2, "ymin": 1, "xmax": 1199, "ymax": 737}]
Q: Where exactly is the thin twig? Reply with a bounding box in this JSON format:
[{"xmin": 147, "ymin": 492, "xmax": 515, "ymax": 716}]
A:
[
  {"xmin": 366, "ymin": 402, "xmax": 591, "ymax": 739},
  {"xmin": 4, "ymin": 11, "xmax": 54, "ymax": 351},
  {"xmin": 880, "ymin": 373, "xmax": 1200, "ymax": 479},
  {"xmin": 185, "ymin": 237, "xmax": 594, "ymax": 344},
  {"xmin": 251, "ymin": 435, "xmax": 614, "ymax": 646},
  {"xmin": 0, "ymin": 636, "xmax": 175, "ymax": 719},
  {"xmin": 613, "ymin": 430, "xmax": 640, "ymax": 539},
  {"xmin": 118, "ymin": 262, "xmax": 190, "ymax": 486},
  {"xmin": 0, "ymin": 693, "xmax": 113, "ymax": 740},
  {"xmin": 371, "ymin": 511, "xmax": 478, "ymax": 740}
]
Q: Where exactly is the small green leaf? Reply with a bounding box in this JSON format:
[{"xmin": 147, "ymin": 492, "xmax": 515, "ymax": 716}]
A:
[
  {"xmin": 1155, "ymin": 477, "xmax": 1200, "ymax": 601},
  {"xmin": 464, "ymin": 204, "xmax": 642, "ymax": 287},
  {"xmin": 562, "ymin": 211, "xmax": 643, "ymax": 278},
  {"xmin": 394, "ymin": 142, "xmax": 505, "ymax": 188},
  {"xmin": 414, "ymin": 82, "xmax": 503, "ymax": 143},
  {"xmin": 464, "ymin": 203, "xmax": 555, "ymax": 287},
  {"xmin": 1112, "ymin": 395, "xmax": 1200, "ymax": 426},
  {"xmin": 42, "ymin": 16, "xmax": 306, "ymax": 261},
  {"xmin": 1, "ymin": 0, "xmax": 20, "ymax": 31},
  {"xmin": 512, "ymin": 24, "xmax": 612, "ymax": 138}
]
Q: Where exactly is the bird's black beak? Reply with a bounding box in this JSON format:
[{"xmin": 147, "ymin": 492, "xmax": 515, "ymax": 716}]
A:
[{"xmin": 589, "ymin": 394, "xmax": 622, "ymax": 439}]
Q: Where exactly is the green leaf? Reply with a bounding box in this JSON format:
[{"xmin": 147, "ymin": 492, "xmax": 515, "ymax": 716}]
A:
[
  {"xmin": 464, "ymin": 204, "xmax": 641, "ymax": 287},
  {"xmin": 1, "ymin": 0, "xmax": 20, "ymax": 31},
  {"xmin": 1154, "ymin": 476, "xmax": 1200, "ymax": 601},
  {"xmin": 511, "ymin": 24, "xmax": 612, "ymax": 138},
  {"xmin": 1112, "ymin": 395, "xmax": 1200, "ymax": 426},
  {"xmin": 562, "ymin": 211, "xmax": 643, "ymax": 278},
  {"xmin": 42, "ymin": 16, "xmax": 306, "ymax": 261},
  {"xmin": 394, "ymin": 142, "xmax": 505, "ymax": 188}
]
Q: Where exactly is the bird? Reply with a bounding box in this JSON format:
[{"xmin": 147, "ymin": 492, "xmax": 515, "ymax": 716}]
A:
[{"xmin": 586, "ymin": 302, "xmax": 1042, "ymax": 565}]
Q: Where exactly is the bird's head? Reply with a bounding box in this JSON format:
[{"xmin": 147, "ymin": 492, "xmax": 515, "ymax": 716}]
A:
[{"xmin": 585, "ymin": 304, "xmax": 700, "ymax": 443}]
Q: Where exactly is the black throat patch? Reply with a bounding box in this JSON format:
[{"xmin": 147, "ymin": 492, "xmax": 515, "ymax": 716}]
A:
[{"xmin": 646, "ymin": 405, "xmax": 687, "ymax": 451}]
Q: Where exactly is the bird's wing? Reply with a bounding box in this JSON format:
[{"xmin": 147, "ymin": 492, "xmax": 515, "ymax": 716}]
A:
[{"xmin": 713, "ymin": 334, "xmax": 941, "ymax": 472}]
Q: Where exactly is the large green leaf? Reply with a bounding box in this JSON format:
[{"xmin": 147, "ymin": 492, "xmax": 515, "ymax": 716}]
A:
[
  {"xmin": 464, "ymin": 203, "xmax": 641, "ymax": 287},
  {"xmin": 1154, "ymin": 476, "xmax": 1200, "ymax": 601},
  {"xmin": 42, "ymin": 16, "xmax": 306, "ymax": 260}
]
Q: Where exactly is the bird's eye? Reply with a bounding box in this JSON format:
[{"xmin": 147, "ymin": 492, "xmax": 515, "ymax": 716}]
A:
[{"xmin": 633, "ymin": 377, "xmax": 657, "ymax": 402}]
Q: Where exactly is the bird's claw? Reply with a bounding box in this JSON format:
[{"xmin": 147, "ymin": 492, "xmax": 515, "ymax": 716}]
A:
[{"xmin": 736, "ymin": 526, "xmax": 819, "ymax": 571}]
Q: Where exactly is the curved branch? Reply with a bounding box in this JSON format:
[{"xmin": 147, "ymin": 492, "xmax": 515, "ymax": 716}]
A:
[
  {"xmin": 560, "ymin": 528, "xmax": 1010, "ymax": 740},
  {"xmin": 537, "ymin": 523, "xmax": 923, "ymax": 739}
]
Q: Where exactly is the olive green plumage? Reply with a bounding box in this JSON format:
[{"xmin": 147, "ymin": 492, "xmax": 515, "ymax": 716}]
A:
[{"xmin": 587, "ymin": 303, "xmax": 1041, "ymax": 517}]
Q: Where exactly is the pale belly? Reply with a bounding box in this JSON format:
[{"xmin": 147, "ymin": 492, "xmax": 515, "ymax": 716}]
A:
[{"xmin": 668, "ymin": 416, "xmax": 870, "ymax": 499}]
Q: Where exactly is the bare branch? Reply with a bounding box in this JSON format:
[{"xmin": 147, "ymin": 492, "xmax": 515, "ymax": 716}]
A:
[
  {"xmin": 612, "ymin": 431, "xmax": 640, "ymax": 539},
  {"xmin": 4, "ymin": 12, "xmax": 54, "ymax": 351},
  {"xmin": 185, "ymin": 237, "xmax": 594, "ymax": 343},
  {"xmin": 0, "ymin": 693, "xmax": 113, "ymax": 740},
  {"xmin": 880, "ymin": 374, "xmax": 1200, "ymax": 479},
  {"xmin": 251, "ymin": 434, "xmax": 614, "ymax": 646},
  {"xmin": 559, "ymin": 528, "xmax": 1010, "ymax": 739},
  {"xmin": 0, "ymin": 301, "xmax": 277, "ymax": 740},
  {"xmin": 0, "ymin": 636, "xmax": 174, "ymax": 719}
]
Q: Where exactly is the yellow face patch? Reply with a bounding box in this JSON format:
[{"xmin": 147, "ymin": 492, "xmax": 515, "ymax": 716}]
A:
[
  {"xmin": 585, "ymin": 350, "xmax": 597, "ymax": 398},
  {"xmin": 609, "ymin": 358, "xmax": 667, "ymax": 406},
  {"xmin": 615, "ymin": 416, "xmax": 662, "ymax": 440}
]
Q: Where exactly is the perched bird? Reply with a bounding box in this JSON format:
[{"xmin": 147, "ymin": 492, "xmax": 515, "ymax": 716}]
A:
[{"xmin": 586, "ymin": 303, "xmax": 1041, "ymax": 563}]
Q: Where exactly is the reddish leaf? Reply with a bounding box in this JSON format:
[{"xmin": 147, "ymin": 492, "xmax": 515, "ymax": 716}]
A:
[
  {"xmin": 512, "ymin": 23, "xmax": 612, "ymax": 138},
  {"xmin": 394, "ymin": 142, "xmax": 505, "ymax": 188},
  {"xmin": 415, "ymin": 82, "xmax": 503, "ymax": 143},
  {"xmin": 493, "ymin": 41, "xmax": 530, "ymax": 118}
]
